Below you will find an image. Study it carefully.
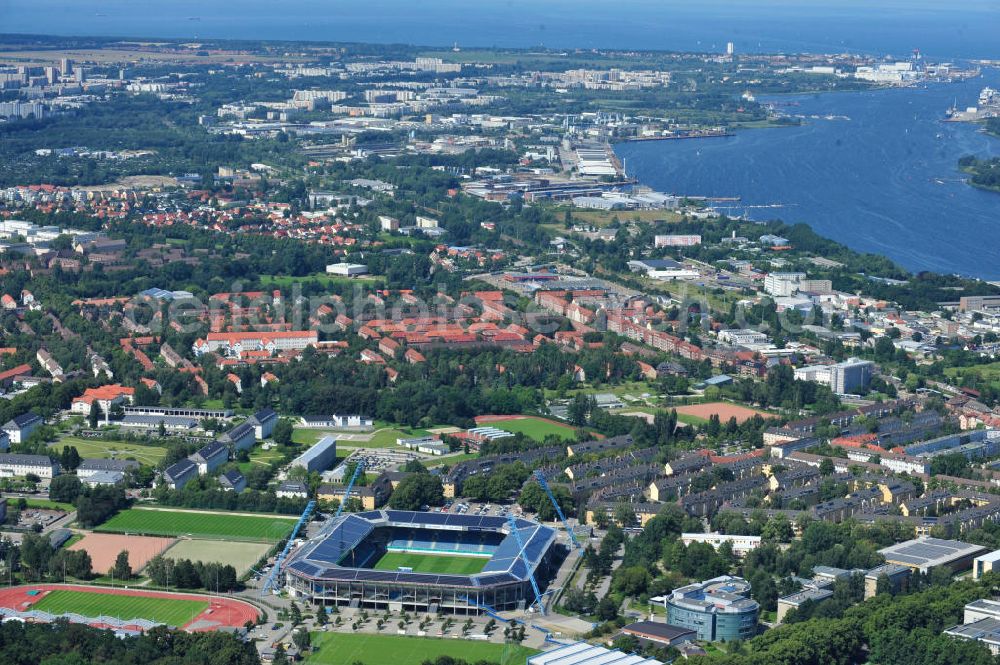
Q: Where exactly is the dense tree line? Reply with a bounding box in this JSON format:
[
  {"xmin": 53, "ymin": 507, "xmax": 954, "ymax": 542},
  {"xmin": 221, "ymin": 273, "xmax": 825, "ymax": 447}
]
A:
[
  {"xmin": 144, "ymin": 554, "xmax": 240, "ymax": 593},
  {"xmin": 959, "ymin": 155, "xmax": 1000, "ymax": 192},
  {"xmin": 74, "ymin": 485, "xmax": 128, "ymax": 529},
  {"xmin": 0, "ymin": 620, "xmax": 259, "ymax": 665}
]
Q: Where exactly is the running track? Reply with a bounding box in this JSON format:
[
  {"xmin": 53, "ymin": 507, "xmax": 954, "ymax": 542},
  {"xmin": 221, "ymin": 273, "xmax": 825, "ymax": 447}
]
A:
[{"xmin": 0, "ymin": 584, "xmax": 260, "ymax": 632}]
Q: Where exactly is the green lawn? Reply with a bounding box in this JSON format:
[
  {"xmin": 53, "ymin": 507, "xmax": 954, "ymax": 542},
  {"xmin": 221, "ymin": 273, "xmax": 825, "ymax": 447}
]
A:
[
  {"xmin": 52, "ymin": 437, "xmax": 167, "ymax": 466},
  {"xmin": 291, "ymin": 428, "xmax": 327, "ymax": 446},
  {"xmin": 259, "ymin": 273, "xmax": 383, "ymax": 289},
  {"xmin": 426, "ymin": 452, "xmax": 479, "ymax": 468},
  {"xmin": 294, "ymin": 426, "xmax": 433, "ymax": 449},
  {"xmin": 361, "ymin": 427, "xmax": 431, "ymax": 448},
  {"xmin": 488, "ymin": 417, "xmax": 576, "ymax": 442},
  {"xmin": 676, "ymin": 413, "xmax": 710, "ymax": 426},
  {"xmin": 22, "ymin": 498, "xmax": 75, "ymax": 512},
  {"xmin": 374, "ymin": 551, "xmax": 489, "ymax": 575},
  {"xmin": 238, "ymin": 445, "xmax": 287, "ymax": 473},
  {"xmin": 31, "ymin": 589, "xmax": 207, "ymax": 627},
  {"xmin": 96, "ymin": 508, "xmax": 297, "ymax": 542},
  {"xmin": 945, "ymin": 362, "xmax": 1000, "ymax": 388},
  {"xmin": 306, "ymin": 632, "xmax": 536, "ymax": 665}
]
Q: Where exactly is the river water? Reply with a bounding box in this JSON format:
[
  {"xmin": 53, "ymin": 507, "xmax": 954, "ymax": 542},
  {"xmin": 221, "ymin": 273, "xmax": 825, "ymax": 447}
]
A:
[{"xmin": 615, "ymin": 72, "xmax": 1000, "ymax": 279}]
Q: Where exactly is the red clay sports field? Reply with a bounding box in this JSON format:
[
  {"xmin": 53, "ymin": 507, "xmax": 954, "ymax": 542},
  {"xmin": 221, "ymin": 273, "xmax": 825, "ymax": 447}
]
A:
[{"xmin": 0, "ymin": 584, "xmax": 260, "ymax": 632}]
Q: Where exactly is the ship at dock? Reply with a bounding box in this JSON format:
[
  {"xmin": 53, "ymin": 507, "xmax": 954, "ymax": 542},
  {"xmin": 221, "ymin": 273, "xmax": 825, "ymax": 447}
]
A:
[{"xmin": 944, "ymin": 86, "xmax": 999, "ymax": 122}]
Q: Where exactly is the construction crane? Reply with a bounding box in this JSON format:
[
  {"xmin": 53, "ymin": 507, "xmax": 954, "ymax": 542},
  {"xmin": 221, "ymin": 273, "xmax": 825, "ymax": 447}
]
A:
[
  {"xmin": 335, "ymin": 459, "xmax": 365, "ymax": 518},
  {"xmin": 507, "ymin": 512, "xmax": 545, "ymax": 614},
  {"xmin": 533, "ymin": 470, "xmax": 581, "ymax": 551},
  {"xmin": 260, "ymin": 499, "xmax": 315, "ymax": 596}
]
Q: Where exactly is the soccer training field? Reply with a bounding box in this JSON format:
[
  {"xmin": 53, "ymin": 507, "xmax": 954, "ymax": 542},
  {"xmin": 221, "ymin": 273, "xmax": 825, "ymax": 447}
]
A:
[
  {"xmin": 31, "ymin": 589, "xmax": 208, "ymax": 627},
  {"xmin": 306, "ymin": 632, "xmax": 536, "ymax": 665},
  {"xmin": 373, "ymin": 551, "xmax": 489, "ymax": 575},
  {"xmin": 96, "ymin": 508, "xmax": 297, "ymax": 542},
  {"xmin": 480, "ymin": 416, "xmax": 577, "ymax": 442}
]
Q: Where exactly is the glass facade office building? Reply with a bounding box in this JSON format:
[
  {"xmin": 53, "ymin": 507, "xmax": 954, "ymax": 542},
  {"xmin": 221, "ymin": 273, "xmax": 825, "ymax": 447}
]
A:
[{"xmin": 666, "ymin": 575, "xmax": 759, "ymax": 642}]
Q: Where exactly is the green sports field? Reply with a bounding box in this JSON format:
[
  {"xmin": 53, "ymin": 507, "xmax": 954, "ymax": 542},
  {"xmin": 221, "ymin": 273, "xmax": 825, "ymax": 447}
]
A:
[
  {"xmin": 50, "ymin": 437, "xmax": 167, "ymax": 466},
  {"xmin": 306, "ymin": 632, "xmax": 536, "ymax": 665},
  {"xmin": 487, "ymin": 417, "xmax": 576, "ymax": 442},
  {"xmin": 95, "ymin": 508, "xmax": 297, "ymax": 542},
  {"xmin": 31, "ymin": 590, "xmax": 207, "ymax": 627},
  {"xmin": 373, "ymin": 551, "xmax": 489, "ymax": 575}
]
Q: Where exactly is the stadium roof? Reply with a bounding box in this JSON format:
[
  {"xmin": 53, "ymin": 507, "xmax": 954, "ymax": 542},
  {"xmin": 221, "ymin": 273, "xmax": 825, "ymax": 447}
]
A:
[{"xmin": 285, "ymin": 509, "xmax": 556, "ymax": 588}]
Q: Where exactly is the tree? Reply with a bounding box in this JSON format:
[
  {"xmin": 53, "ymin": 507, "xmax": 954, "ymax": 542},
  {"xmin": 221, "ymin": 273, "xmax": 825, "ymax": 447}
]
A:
[
  {"xmin": 402, "ymin": 460, "xmax": 427, "ymax": 473},
  {"xmin": 388, "ymin": 474, "xmax": 444, "ymax": 510},
  {"xmin": 292, "ymin": 627, "xmax": 311, "ymax": 651},
  {"xmin": 875, "ymin": 573, "xmax": 894, "ymax": 596},
  {"xmin": 596, "ymin": 595, "xmax": 619, "ymax": 621},
  {"xmin": 273, "ymin": 419, "xmax": 294, "ymax": 446},
  {"xmin": 761, "ymin": 515, "xmax": 794, "ymax": 542},
  {"xmin": 173, "ymin": 558, "xmax": 200, "ymax": 588},
  {"xmin": 19, "ymin": 532, "xmax": 51, "ymax": 581},
  {"xmin": 614, "ymin": 502, "xmax": 637, "ymax": 528},
  {"xmin": 49, "ymin": 475, "xmax": 82, "ymax": 504},
  {"xmin": 819, "ymin": 457, "xmax": 835, "ymax": 476},
  {"xmin": 289, "ymin": 601, "xmax": 302, "ymax": 626},
  {"xmin": 316, "ymin": 606, "xmax": 328, "ymax": 626},
  {"xmin": 88, "ymin": 402, "xmax": 101, "ymax": 429},
  {"xmin": 112, "ymin": 550, "xmax": 131, "ymax": 580},
  {"xmin": 59, "ymin": 446, "xmax": 81, "ymax": 472},
  {"xmin": 75, "ymin": 485, "xmax": 126, "ymax": 528},
  {"xmin": 562, "ymin": 588, "xmax": 597, "ymax": 614}
]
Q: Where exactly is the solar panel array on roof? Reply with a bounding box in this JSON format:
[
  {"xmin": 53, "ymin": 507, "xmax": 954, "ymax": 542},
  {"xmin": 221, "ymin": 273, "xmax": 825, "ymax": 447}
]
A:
[
  {"xmin": 527, "ymin": 641, "xmax": 663, "ymax": 665},
  {"xmin": 878, "ymin": 536, "xmax": 985, "ymax": 572}
]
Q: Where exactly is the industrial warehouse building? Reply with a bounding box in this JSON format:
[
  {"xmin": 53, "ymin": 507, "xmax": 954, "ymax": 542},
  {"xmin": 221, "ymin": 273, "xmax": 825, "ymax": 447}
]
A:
[{"xmin": 291, "ymin": 436, "xmax": 338, "ymax": 473}]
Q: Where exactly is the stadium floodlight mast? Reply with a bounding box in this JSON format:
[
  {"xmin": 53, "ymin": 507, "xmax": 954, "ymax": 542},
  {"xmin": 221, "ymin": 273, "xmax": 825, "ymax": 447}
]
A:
[
  {"xmin": 335, "ymin": 459, "xmax": 366, "ymax": 519},
  {"xmin": 532, "ymin": 470, "xmax": 581, "ymax": 551},
  {"xmin": 506, "ymin": 513, "xmax": 544, "ymax": 615},
  {"xmin": 261, "ymin": 500, "xmax": 317, "ymax": 597}
]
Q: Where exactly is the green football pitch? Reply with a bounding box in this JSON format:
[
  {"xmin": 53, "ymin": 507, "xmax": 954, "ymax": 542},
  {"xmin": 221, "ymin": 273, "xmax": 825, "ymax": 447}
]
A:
[
  {"xmin": 95, "ymin": 508, "xmax": 297, "ymax": 542},
  {"xmin": 306, "ymin": 632, "xmax": 536, "ymax": 665},
  {"xmin": 373, "ymin": 550, "xmax": 489, "ymax": 575},
  {"xmin": 31, "ymin": 590, "xmax": 208, "ymax": 627}
]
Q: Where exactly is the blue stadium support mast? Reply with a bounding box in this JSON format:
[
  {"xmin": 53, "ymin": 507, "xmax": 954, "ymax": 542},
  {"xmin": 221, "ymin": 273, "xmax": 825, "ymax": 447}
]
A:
[
  {"xmin": 507, "ymin": 512, "xmax": 545, "ymax": 614},
  {"xmin": 335, "ymin": 459, "xmax": 366, "ymax": 518},
  {"xmin": 261, "ymin": 499, "xmax": 315, "ymax": 596},
  {"xmin": 533, "ymin": 470, "xmax": 581, "ymax": 551}
]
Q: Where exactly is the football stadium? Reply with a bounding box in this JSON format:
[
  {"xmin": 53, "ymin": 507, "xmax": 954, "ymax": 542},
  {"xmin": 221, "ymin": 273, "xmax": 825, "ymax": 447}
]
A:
[{"xmin": 284, "ymin": 510, "xmax": 560, "ymax": 614}]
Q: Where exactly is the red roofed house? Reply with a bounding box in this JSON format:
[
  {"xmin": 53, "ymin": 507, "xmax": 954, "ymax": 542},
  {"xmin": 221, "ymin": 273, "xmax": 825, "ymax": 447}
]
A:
[
  {"xmin": 0, "ymin": 364, "xmax": 32, "ymax": 388},
  {"xmin": 71, "ymin": 384, "xmax": 135, "ymax": 423},
  {"xmin": 140, "ymin": 377, "xmax": 162, "ymax": 394},
  {"xmin": 360, "ymin": 349, "xmax": 385, "ymax": 364},
  {"xmin": 192, "ymin": 330, "xmax": 317, "ymax": 357},
  {"xmin": 378, "ymin": 337, "xmax": 401, "ymax": 358}
]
